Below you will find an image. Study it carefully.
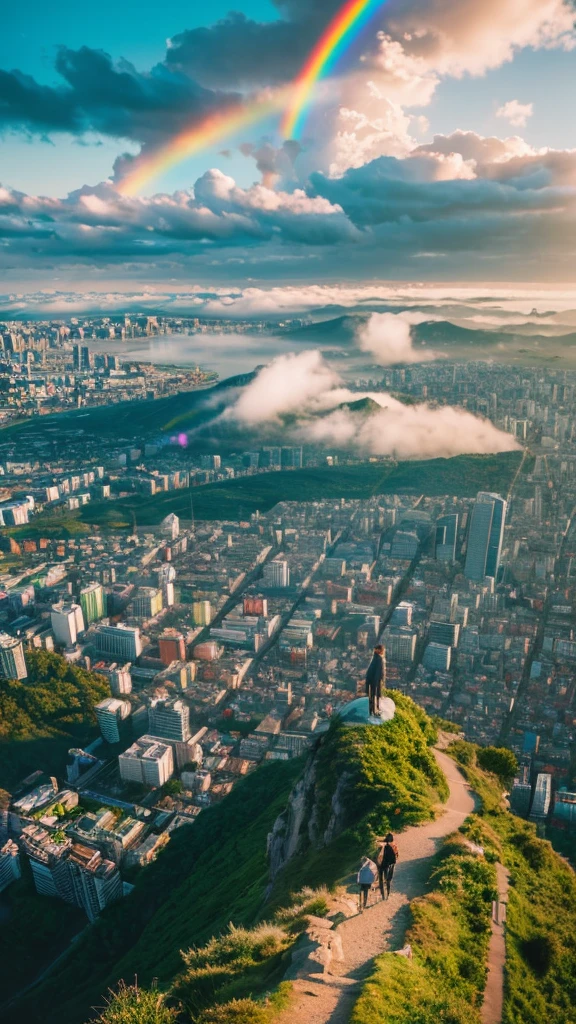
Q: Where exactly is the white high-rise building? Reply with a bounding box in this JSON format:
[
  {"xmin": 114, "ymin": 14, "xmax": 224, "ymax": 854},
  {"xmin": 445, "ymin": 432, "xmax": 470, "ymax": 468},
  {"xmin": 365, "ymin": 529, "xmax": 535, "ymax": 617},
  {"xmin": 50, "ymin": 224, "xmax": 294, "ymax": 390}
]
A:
[
  {"xmin": 51, "ymin": 603, "xmax": 85, "ymax": 646},
  {"xmin": 263, "ymin": 559, "xmax": 290, "ymax": 588},
  {"xmin": 465, "ymin": 492, "xmax": 507, "ymax": 582},
  {"xmin": 119, "ymin": 736, "xmax": 174, "ymax": 787},
  {"xmin": 0, "ymin": 633, "xmax": 28, "ymax": 680},
  {"xmin": 95, "ymin": 697, "xmax": 132, "ymax": 743}
]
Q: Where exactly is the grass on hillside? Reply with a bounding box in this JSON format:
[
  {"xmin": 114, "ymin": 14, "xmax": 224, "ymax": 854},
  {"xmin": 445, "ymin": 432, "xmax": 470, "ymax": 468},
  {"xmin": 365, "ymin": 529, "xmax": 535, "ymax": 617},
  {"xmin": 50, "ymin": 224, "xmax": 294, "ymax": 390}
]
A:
[
  {"xmin": 268, "ymin": 693, "xmax": 447, "ymax": 910},
  {"xmin": 7, "ymin": 758, "xmax": 304, "ymax": 1024},
  {"xmin": 14, "ymin": 453, "xmax": 524, "ymax": 536},
  {"xmin": 11, "ymin": 695, "xmax": 448, "ymax": 1024},
  {"xmin": 449, "ymin": 743, "xmax": 576, "ymax": 1024},
  {"xmin": 351, "ymin": 827, "xmax": 497, "ymax": 1024}
]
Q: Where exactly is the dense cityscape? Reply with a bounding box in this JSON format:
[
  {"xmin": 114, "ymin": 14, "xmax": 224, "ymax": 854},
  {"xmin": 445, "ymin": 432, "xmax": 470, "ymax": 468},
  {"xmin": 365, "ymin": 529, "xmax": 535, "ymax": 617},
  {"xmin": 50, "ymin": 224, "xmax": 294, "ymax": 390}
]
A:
[{"xmin": 0, "ymin": 316, "xmax": 575, "ymax": 939}]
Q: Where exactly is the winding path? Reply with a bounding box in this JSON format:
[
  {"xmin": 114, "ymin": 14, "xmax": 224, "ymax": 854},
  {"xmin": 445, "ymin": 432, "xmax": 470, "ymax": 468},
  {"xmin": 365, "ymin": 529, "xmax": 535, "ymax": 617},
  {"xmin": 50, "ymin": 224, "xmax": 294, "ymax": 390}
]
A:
[
  {"xmin": 275, "ymin": 749, "xmax": 476, "ymax": 1024},
  {"xmin": 481, "ymin": 862, "xmax": 510, "ymax": 1024}
]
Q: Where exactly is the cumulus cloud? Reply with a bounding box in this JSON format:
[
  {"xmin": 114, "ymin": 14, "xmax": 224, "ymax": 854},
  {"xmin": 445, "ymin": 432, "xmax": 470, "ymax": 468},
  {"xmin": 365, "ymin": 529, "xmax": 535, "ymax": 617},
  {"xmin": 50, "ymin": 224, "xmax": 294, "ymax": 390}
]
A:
[
  {"xmin": 357, "ymin": 312, "xmax": 442, "ymax": 364},
  {"xmin": 227, "ymin": 347, "xmax": 518, "ymax": 458},
  {"xmin": 226, "ymin": 349, "xmax": 340, "ymax": 424},
  {"xmin": 496, "ymin": 100, "xmax": 534, "ymax": 128}
]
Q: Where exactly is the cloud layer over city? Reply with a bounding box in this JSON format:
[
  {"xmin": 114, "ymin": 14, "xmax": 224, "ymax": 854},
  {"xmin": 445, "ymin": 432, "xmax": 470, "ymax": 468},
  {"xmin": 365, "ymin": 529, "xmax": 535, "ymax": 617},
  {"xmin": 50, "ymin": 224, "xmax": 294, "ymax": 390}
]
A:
[{"xmin": 224, "ymin": 348, "xmax": 518, "ymax": 458}]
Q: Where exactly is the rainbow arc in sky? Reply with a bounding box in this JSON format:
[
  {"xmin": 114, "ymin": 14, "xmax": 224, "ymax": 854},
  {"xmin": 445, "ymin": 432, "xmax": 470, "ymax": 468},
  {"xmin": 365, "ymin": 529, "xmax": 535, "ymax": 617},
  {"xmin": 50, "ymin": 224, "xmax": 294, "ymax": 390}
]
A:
[
  {"xmin": 119, "ymin": 0, "xmax": 386, "ymax": 196},
  {"xmin": 282, "ymin": 0, "xmax": 384, "ymax": 140}
]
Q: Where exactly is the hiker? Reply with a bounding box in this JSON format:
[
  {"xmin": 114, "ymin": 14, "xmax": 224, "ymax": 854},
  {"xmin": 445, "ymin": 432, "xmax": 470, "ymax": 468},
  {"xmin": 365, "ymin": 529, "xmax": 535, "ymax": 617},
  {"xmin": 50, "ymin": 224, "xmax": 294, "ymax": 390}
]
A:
[
  {"xmin": 357, "ymin": 856, "xmax": 377, "ymax": 911},
  {"xmin": 377, "ymin": 833, "xmax": 399, "ymax": 899},
  {"xmin": 365, "ymin": 644, "xmax": 386, "ymax": 716}
]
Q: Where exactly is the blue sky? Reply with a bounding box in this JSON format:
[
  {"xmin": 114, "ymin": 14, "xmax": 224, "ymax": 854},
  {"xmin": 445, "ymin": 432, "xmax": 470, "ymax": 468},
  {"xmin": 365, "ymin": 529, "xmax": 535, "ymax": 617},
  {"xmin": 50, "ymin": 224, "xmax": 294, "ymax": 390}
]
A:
[{"xmin": 2, "ymin": 0, "xmax": 576, "ymax": 296}]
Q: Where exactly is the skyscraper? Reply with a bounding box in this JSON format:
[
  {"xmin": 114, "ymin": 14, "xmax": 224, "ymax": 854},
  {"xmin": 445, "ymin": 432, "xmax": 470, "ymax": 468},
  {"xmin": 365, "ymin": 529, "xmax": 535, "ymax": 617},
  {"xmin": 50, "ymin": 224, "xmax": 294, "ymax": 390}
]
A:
[
  {"xmin": 0, "ymin": 633, "xmax": 28, "ymax": 680},
  {"xmin": 158, "ymin": 629, "xmax": 186, "ymax": 665},
  {"xmin": 95, "ymin": 697, "xmax": 132, "ymax": 743},
  {"xmin": 263, "ymin": 560, "xmax": 290, "ymax": 588},
  {"xmin": 80, "ymin": 582, "xmax": 106, "ymax": 624},
  {"xmin": 435, "ymin": 513, "xmax": 459, "ymax": 562},
  {"xmin": 51, "ymin": 603, "xmax": 85, "ymax": 646},
  {"xmin": 149, "ymin": 698, "xmax": 190, "ymax": 742},
  {"xmin": 464, "ymin": 492, "xmax": 507, "ymax": 582}
]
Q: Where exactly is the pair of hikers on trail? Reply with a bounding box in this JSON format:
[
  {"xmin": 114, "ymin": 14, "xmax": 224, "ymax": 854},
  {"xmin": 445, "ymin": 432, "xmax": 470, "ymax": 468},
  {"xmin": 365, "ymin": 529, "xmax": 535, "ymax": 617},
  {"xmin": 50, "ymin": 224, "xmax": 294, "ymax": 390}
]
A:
[
  {"xmin": 365, "ymin": 644, "xmax": 385, "ymax": 717},
  {"xmin": 357, "ymin": 834, "xmax": 399, "ymax": 909}
]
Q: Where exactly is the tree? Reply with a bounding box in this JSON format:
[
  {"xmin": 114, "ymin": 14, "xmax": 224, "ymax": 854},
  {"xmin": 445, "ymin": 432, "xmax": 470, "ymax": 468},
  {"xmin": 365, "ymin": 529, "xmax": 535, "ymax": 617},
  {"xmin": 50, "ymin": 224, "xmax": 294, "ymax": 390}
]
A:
[{"xmin": 477, "ymin": 746, "xmax": 518, "ymax": 784}]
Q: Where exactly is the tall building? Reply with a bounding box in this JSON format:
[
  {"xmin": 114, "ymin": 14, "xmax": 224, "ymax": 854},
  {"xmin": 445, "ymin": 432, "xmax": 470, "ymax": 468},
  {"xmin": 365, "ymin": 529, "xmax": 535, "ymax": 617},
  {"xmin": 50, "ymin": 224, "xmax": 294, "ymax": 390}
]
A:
[
  {"xmin": 96, "ymin": 624, "xmax": 142, "ymax": 661},
  {"xmin": 132, "ymin": 587, "xmax": 163, "ymax": 619},
  {"xmin": 281, "ymin": 446, "xmax": 303, "ymax": 468},
  {"xmin": 108, "ymin": 663, "xmax": 132, "ymax": 696},
  {"xmin": 428, "ymin": 621, "xmax": 460, "ymax": 647},
  {"xmin": 0, "ymin": 633, "xmax": 28, "ymax": 680},
  {"xmin": 95, "ymin": 697, "xmax": 132, "ymax": 743},
  {"xmin": 383, "ymin": 627, "xmax": 417, "ymax": 664},
  {"xmin": 160, "ymin": 513, "xmax": 180, "ymax": 540},
  {"xmin": 67, "ymin": 844, "xmax": 123, "ymax": 922},
  {"xmin": 435, "ymin": 513, "xmax": 459, "ymax": 562},
  {"xmin": 530, "ymin": 773, "xmax": 552, "ymax": 820},
  {"xmin": 80, "ymin": 582, "xmax": 106, "ymax": 624},
  {"xmin": 263, "ymin": 560, "xmax": 290, "ymax": 588},
  {"xmin": 158, "ymin": 629, "xmax": 186, "ymax": 665},
  {"xmin": 192, "ymin": 600, "xmax": 212, "ymax": 626},
  {"xmin": 119, "ymin": 736, "xmax": 174, "ymax": 787},
  {"xmin": 422, "ymin": 642, "xmax": 452, "ymax": 672},
  {"xmin": 464, "ymin": 492, "xmax": 507, "ymax": 582},
  {"xmin": 51, "ymin": 603, "xmax": 85, "ymax": 646},
  {"xmin": 0, "ymin": 840, "xmax": 21, "ymax": 892},
  {"xmin": 149, "ymin": 698, "xmax": 190, "ymax": 742}
]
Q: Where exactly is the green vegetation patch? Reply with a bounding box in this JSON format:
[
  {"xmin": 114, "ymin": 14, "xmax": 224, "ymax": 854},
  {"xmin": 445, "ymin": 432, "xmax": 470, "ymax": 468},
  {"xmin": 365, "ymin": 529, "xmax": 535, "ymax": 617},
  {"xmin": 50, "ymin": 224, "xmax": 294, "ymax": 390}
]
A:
[
  {"xmin": 0, "ymin": 650, "xmax": 110, "ymax": 789},
  {"xmin": 269, "ymin": 693, "xmax": 448, "ymax": 908},
  {"xmin": 351, "ymin": 828, "xmax": 496, "ymax": 1024},
  {"xmin": 449, "ymin": 743, "xmax": 576, "ymax": 1024},
  {"xmin": 17, "ymin": 453, "xmax": 524, "ymax": 533},
  {"xmin": 8, "ymin": 758, "xmax": 303, "ymax": 1024}
]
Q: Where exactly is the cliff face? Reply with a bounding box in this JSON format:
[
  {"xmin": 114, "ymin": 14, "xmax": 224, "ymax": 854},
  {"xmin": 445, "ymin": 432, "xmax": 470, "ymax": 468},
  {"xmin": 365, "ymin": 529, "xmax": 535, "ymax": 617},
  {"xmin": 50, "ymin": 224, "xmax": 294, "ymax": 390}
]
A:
[{"xmin": 267, "ymin": 743, "xmax": 354, "ymax": 885}]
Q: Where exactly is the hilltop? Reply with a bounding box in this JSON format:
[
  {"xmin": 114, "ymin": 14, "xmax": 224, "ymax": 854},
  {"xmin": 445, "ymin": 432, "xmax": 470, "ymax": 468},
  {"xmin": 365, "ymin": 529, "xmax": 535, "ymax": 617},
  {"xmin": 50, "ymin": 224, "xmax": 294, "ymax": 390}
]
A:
[
  {"xmin": 6, "ymin": 701, "xmax": 576, "ymax": 1024},
  {"xmin": 7, "ymin": 693, "xmax": 447, "ymax": 1024}
]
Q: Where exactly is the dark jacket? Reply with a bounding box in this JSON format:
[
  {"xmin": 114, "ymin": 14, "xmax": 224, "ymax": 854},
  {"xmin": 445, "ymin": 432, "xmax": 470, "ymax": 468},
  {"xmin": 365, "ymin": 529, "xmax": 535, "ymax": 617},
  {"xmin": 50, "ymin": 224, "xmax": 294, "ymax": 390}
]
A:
[{"xmin": 365, "ymin": 653, "xmax": 384, "ymax": 693}]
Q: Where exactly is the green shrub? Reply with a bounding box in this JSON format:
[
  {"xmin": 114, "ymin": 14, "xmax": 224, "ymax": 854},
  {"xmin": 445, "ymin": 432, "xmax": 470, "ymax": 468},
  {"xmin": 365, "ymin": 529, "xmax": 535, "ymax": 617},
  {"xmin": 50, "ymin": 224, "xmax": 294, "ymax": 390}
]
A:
[
  {"xmin": 196, "ymin": 999, "xmax": 269, "ymax": 1024},
  {"xmin": 476, "ymin": 747, "xmax": 518, "ymax": 785},
  {"xmin": 88, "ymin": 983, "xmax": 176, "ymax": 1024}
]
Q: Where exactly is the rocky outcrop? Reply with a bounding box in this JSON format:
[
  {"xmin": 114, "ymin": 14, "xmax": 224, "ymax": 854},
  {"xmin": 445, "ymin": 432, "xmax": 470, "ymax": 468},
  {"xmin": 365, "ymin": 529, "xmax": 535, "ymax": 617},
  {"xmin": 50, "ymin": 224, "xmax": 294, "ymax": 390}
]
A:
[{"xmin": 267, "ymin": 756, "xmax": 317, "ymax": 882}]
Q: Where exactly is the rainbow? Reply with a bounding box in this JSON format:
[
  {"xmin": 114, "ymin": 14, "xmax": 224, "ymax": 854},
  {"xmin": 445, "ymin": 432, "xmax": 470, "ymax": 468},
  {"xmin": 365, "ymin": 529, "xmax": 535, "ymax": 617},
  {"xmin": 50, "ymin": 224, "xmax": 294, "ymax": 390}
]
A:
[
  {"xmin": 118, "ymin": 0, "xmax": 385, "ymax": 195},
  {"xmin": 282, "ymin": 0, "xmax": 385, "ymax": 140},
  {"xmin": 119, "ymin": 90, "xmax": 287, "ymax": 197}
]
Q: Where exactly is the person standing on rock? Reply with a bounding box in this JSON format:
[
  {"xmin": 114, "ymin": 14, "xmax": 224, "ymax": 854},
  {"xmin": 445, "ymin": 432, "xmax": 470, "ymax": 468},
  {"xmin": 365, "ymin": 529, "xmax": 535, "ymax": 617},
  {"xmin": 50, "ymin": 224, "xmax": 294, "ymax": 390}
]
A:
[
  {"xmin": 357, "ymin": 856, "xmax": 377, "ymax": 911},
  {"xmin": 365, "ymin": 644, "xmax": 386, "ymax": 717},
  {"xmin": 377, "ymin": 833, "xmax": 399, "ymax": 899}
]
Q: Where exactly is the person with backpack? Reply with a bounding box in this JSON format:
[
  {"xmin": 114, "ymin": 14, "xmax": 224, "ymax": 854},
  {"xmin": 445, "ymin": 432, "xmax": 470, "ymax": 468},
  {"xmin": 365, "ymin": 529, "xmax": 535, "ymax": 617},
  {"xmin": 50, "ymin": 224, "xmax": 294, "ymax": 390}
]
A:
[
  {"xmin": 357, "ymin": 856, "xmax": 377, "ymax": 911},
  {"xmin": 377, "ymin": 833, "xmax": 399, "ymax": 899},
  {"xmin": 365, "ymin": 644, "xmax": 386, "ymax": 717}
]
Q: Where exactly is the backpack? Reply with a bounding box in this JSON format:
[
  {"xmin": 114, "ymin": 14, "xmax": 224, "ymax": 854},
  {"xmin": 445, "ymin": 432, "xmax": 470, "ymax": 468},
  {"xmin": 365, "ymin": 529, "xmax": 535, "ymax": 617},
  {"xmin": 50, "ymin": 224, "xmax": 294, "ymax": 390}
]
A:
[
  {"xmin": 383, "ymin": 843, "xmax": 398, "ymax": 866},
  {"xmin": 358, "ymin": 863, "xmax": 376, "ymax": 885}
]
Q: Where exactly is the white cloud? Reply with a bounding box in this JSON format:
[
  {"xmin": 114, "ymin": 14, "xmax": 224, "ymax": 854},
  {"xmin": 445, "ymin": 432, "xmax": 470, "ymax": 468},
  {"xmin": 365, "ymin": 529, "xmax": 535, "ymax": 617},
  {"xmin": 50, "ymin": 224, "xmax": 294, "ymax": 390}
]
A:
[
  {"xmin": 496, "ymin": 100, "xmax": 534, "ymax": 128},
  {"xmin": 356, "ymin": 312, "xmax": 443, "ymax": 364},
  {"xmin": 225, "ymin": 349, "xmax": 340, "ymax": 424},
  {"xmin": 227, "ymin": 348, "xmax": 519, "ymax": 459}
]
